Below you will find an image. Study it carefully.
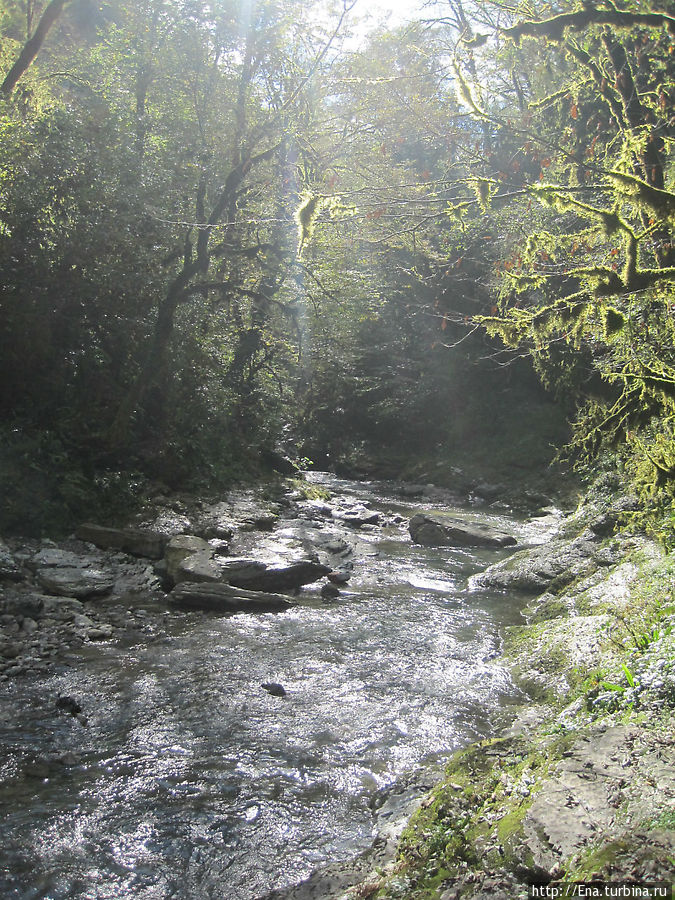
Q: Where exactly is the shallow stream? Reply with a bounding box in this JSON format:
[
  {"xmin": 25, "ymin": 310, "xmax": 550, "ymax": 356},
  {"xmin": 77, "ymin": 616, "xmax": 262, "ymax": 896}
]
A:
[{"xmin": 0, "ymin": 475, "xmax": 555, "ymax": 899}]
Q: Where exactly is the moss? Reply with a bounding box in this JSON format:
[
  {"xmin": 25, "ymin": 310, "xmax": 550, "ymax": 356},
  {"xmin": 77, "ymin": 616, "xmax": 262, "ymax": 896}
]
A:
[
  {"xmin": 566, "ymin": 838, "xmax": 632, "ymax": 881},
  {"xmin": 288, "ymin": 478, "xmax": 332, "ymax": 501},
  {"xmin": 604, "ymin": 307, "xmax": 626, "ymax": 339},
  {"xmin": 294, "ymin": 192, "xmax": 322, "ymax": 255}
]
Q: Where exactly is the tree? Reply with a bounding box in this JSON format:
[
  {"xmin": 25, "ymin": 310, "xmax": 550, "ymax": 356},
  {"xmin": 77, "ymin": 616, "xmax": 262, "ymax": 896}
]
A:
[
  {"xmin": 447, "ymin": 0, "xmax": 675, "ymax": 536},
  {"xmin": 1, "ymin": 0, "xmax": 73, "ymax": 97}
]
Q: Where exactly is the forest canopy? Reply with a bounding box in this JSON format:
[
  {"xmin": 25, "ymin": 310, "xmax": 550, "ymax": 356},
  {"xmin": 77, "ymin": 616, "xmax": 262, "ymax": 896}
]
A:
[{"xmin": 0, "ymin": 0, "xmax": 673, "ymax": 541}]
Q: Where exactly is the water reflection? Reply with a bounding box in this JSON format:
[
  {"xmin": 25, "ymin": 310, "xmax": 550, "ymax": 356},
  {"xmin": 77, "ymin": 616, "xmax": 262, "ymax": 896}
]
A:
[{"xmin": 0, "ymin": 475, "xmax": 543, "ymax": 899}]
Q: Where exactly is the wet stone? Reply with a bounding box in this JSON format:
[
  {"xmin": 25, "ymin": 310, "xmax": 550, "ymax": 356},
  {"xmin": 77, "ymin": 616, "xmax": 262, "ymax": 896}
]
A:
[
  {"xmin": 0, "ymin": 591, "xmax": 44, "ymax": 618},
  {"xmin": 1, "ymin": 642, "xmax": 23, "ymax": 660},
  {"xmin": 409, "ymin": 513, "xmax": 517, "ymax": 549},
  {"xmin": 175, "ymin": 551, "xmax": 225, "ymax": 584},
  {"xmin": 37, "ymin": 567, "xmax": 114, "ymax": 598}
]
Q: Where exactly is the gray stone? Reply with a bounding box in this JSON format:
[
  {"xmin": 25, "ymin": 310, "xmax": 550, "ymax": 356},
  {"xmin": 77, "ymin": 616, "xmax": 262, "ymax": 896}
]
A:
[
  {"xmin": 56, "ymin": 695, "xmax": 82, "ymax": 715},
  {"xmin": 397, "ymin": 483, "xmax": 425, "ymax": 497},
  {"xmin": 41, "ymin": 596, "xmax": 85, "ymax": 617},
  {"xmin": 30, "ymin": 548, "xmax": 83, "ymax": 570},
  {"xmin": 1, "ymin": 642, "xmax": 22, "ymax": 660},
  {"xmin": 76, "ymin": 523, "xmax": 167, "ymax": 559},
  {"xmin": 0, "ymin": 592, "xmax": 44, "ymax": 618},
  {"xmin": 37, "ymin": 567, "xmax": 114, "ymax": 599},
  {"xmin": 409, "ymin": 514, "xmax": 517, "ymax": 549},
  {"xmin": 471, "ymin": 536, "xmax": 600, "ymax": 594},
  {"xmin": 321, "ymin": 583, "xmax": 340, "ymax": 600},
  {"xmin": 218, "ymin": 558, "xmax": 268, "ymax": 579},
  {"xmin": 227, "ymin": 561, "xmax": 331, "ymax": 592},
  {"xmin": 87, "ymin": 625, "xmax": 113, "ymax": 641},
  {"xmin": 175, "ymin": 551, "xmax": 225, "ymax": 584},
  {"xmin": 169, "ymin": 582, "xmax": 296, "ymax": 614},
  {"xmin": 165, "ymin": 535, "xmax": 211, "ymax": 582}
]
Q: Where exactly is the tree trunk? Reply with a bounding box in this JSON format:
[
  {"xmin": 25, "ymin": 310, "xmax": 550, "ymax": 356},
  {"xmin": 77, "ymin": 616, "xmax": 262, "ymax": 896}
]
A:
[{"xmin": 1, "ymin": 0, "xmax": 71, "ymax": 98}]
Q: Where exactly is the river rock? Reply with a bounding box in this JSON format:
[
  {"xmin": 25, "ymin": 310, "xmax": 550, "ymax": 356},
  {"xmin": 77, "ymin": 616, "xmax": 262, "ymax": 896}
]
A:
[
  {"xmin": 56, "ymin": 695, "xmax": 82, "ymax": 715},
  {"xmin": 470, "ymin": 536, "xmax": 602, "ymax": 594},
  {"xmin": 76, "ymin": 523, "xmax": 167, "ymax": 559},
  {"xmin": 0, "ymin": 591, "xmax": 44, "ymax": 618},
  {"xmin": 37, "ymin": 568, "xmax": 113, "ymax": 599},
  {"xmin": 396, "ymin": 483, "xmax": 425, "ymax": 498},
  {"xmin": 321, "ymin": 583, "xmax": 340, "ymax": 600},
  {"xmin": 194, "ymin": 502, "xmax": 237, "ymax": 539},
  {"xmin": 173, "ymin": 551, "xmax": 225, "ymax": 584},
  {"xmin": 169, "ymin": 582, "xmax": 296, "ymax": 614},
  {"xmin": 409, "ymin": 514, "xmax": 517, "ymax": 548},
  {"xmin": 0, "ymin": 539, "xmax": 22, "ymax": 581},
  {"xmin": 41, "ymin": 595, "xmax": 85, "ymax": 618},
  {"xmin": 33, "ymin": 549, "xmax": 114, "ymax": 599},
  {"xmin": 226, "ymin": 561, "xmax": 331, "ymax": 592},
  {"xmin": 165, "ymin": 535, "xmax": 212, "ymax": 581},
  {"xmin": 333, "ymin": 507, "xmax": 381, "ymax": 527}
]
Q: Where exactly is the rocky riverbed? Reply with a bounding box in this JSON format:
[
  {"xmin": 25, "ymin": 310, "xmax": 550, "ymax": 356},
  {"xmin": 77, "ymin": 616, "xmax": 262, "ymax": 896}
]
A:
[
  {"xmin": 0, "ymin": 474, "xmax": 547, "ymax": 685},
  {"xmin": 333, "ymin": 485, "xmax": 675, "ymax": 900},
  {"xmin": 1, "ymin": 473, "xmax": 672, "ymax": 899},
  {"xmin": 0, "ymin": 471, "xmax": 561, "ymax": 899}
]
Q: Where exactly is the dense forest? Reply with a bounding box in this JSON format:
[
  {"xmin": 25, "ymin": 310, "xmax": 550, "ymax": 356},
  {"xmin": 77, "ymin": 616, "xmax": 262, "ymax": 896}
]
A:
[{"xmin": 1, "ymin": 0, "xmax": 674, "ymax": 542}]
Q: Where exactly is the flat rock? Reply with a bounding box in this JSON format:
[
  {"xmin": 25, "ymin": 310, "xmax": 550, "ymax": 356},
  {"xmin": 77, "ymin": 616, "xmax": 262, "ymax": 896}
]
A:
[
  {"xmin": 409, "ymin": 513, "xmax": 517, "ymax": 549},
  {"xmin": 169, "ymin": 582, "xmax": 296, "ymax": 614},
  {"xmin": 227, "ymin": 561, "xmax": 331, "ymax": 592},
  {"xmin": 0, "ymin": 591, "xmax": 44, "ymax": 618},
  {"xmin": 30, "ymin": 548, "xmax": 84, "ymax": 570},
  {"xmin": 174, "ymin": 551, "xmax": 225, "ymax": 584},
  {"xmin": 76, "ymin": 523, "xmax": 167, "ymax": 559},
  {"xmin": 31, "ymin": 548, "xmax": 115, "ymax": 598},
  {"xmin": 37, "ymin": 567, "xmax": 114, "ymax": 598},
  {"xmin": 333, "ymin": 508, "xmax": 381, "ymax": 527}
]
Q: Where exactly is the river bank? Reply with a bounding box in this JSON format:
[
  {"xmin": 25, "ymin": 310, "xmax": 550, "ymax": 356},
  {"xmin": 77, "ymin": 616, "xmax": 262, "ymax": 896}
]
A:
[{"xmin": 331, "ymin": 486, "xmax": 675, "ymax": 899}]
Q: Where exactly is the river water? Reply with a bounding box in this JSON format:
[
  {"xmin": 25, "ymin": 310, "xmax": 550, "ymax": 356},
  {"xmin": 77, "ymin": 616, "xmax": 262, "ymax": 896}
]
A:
[{"xmin": 0, "ymin": 475, "xmax": 554, "ymax": 899}]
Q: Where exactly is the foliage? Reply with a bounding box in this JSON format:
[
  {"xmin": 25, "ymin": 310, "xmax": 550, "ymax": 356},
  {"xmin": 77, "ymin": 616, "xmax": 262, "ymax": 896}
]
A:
[
  {"xmin": 0, "ymin": 0, "xmax": 671, "ymax": 536},
  {"xmin": 446, "ymin": 0, "xmax": 675, "ymax": 540}
]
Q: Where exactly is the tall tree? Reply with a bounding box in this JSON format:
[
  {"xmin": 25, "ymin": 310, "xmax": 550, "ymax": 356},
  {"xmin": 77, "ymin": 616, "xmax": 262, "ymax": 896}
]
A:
[{"xmin": 1, "ymin": 0, "xmax": 73, "ymax": 96}]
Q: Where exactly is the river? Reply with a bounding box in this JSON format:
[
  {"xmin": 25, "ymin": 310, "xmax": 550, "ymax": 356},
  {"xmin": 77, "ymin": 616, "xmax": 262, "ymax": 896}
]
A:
[{"xmin": 0, "ymin": 474, "xmax": 556, "ymax": 899}]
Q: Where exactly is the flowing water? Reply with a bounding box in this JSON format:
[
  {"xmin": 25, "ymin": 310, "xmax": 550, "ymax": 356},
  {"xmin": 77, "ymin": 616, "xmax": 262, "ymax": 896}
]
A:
[{"xmin": 0, "ymin": 475, "xmax": 556, "ymax": 899}]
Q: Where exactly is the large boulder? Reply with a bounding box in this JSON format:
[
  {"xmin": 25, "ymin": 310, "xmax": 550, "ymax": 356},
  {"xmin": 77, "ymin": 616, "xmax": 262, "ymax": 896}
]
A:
[
  {"xmin": 333, "ymin": 507, "xmax": 381, "ymax": 527},
  {"xmin": 32, "ymin": 548, "xmax": 114, "ymax": 599},
  {"xmin": 173, "ymin": 554, "xmax": 268, "ymax": 586},
  {"xmin": 226, "ymin": 561, "xmax": 331, "ymax": 592},
  {"xmin": 470, "ymin": 536, "xmax": 608, "ymax": 594},
  {"xmin": 174, "ymin": 551, "xmax": 225, "ymax": 584},
  {"xmin": 409, "ymin": 513, "xmax": 517, "ymax": 549},
  {"xmin": 0, "ymin": 591, "xmax": 44, "ymax": 618},
  {"xmin": 76, "ymin": 524, "xmax": 167, "ymax": 559},
  {"xmin": 165, "ymin": 535, "xmax": 211, "ymax": 582},
  {"xmin": 169, "ymin": 582, "xmax": 296, "ymax": 614}
]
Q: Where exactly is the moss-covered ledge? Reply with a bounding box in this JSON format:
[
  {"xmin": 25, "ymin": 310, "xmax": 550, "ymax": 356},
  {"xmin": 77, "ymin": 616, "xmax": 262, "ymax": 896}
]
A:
[{"xmin": 348, "ymin": 537, "xmax": 675, "ymax": 900}]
